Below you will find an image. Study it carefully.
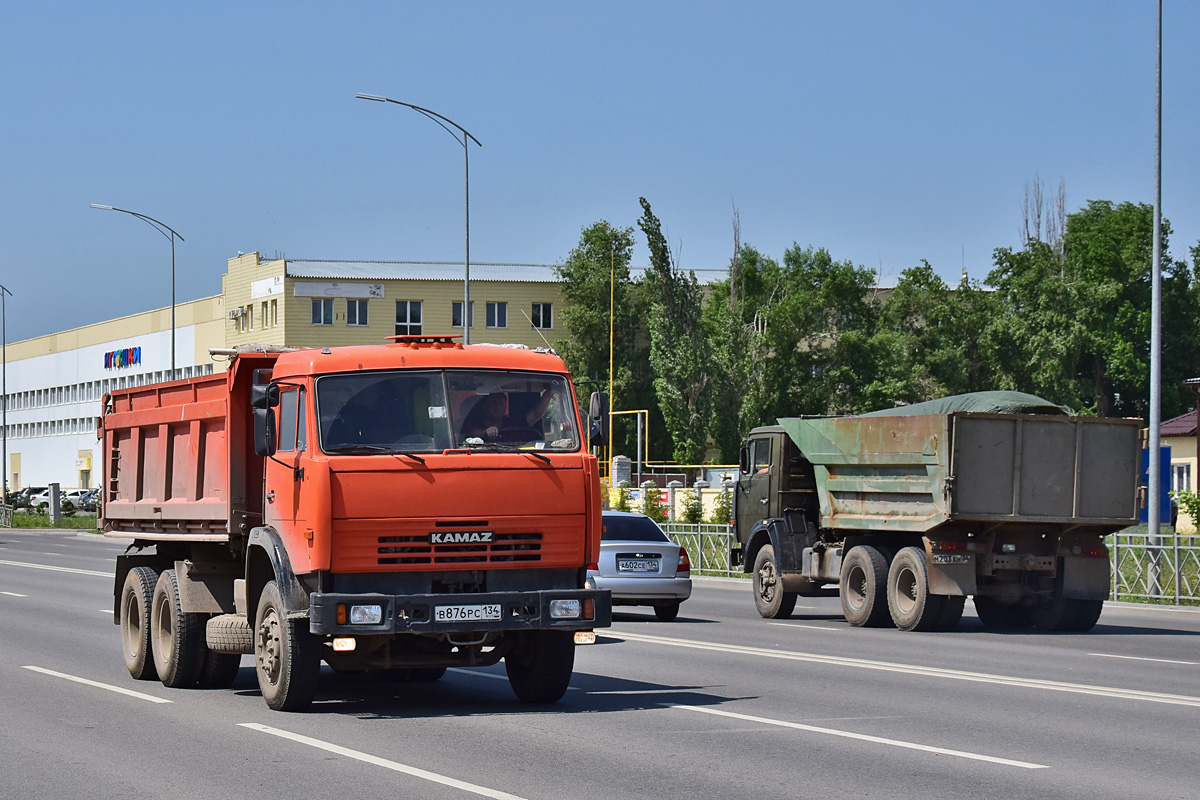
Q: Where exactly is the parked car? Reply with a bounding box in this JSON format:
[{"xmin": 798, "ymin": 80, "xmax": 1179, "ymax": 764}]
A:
[
  {"xmin": 586, "ymin": 511, "xmax": 692, "ymax": 621},
  {"xmin": 79, "ymin": 489, "xmax": 99, "ymax": 513},
  {"xmin": 30, "ymin": 488, "xmax": 88, "ymax": 511}
]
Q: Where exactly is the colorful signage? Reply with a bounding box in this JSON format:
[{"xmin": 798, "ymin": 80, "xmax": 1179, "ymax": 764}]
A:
[{"xmin": 105, "ymin": 347, "xmax": 141, "ymax": 370}]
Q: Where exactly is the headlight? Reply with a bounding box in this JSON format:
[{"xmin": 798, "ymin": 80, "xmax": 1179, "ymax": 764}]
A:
[
  {"xmin": 349, "ymin": 604, "xmax": 383, "ymax": 624},
  {"xmin": 549, "ymin": 599, "xmax": 582, "ymax": 619}
]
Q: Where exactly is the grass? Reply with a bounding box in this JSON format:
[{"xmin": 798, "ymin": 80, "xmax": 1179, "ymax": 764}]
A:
[{"xmin": 6, "ymin": 511, "xmax": 99, "ymax": 531}]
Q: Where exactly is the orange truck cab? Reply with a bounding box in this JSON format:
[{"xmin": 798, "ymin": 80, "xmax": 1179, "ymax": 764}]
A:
[{"xmin": 104, "ymin": 336, "xmax": 610, "ymax": 710}]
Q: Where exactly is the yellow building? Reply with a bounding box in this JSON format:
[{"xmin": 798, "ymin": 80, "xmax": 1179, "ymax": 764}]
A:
[
  {"xmin": 1162, "ymin": 409, "xmax": 1197, "ymax": 533},
  {"xmin": 221, "ymin": 253, "xmax": 564, "ymax": 351}
]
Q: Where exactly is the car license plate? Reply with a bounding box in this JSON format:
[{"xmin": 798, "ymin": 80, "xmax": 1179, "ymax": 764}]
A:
[
  {"xmin": 434, "ymin": 604, "xmax": 502, "ymax": 622},
  {"xmin": 618, "ymin": 559, "xmax": 660, "ymax": 573}
]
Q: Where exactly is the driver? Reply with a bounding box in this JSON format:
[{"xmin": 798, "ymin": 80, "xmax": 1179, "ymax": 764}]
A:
[{"xmin": 461, "ymin": 391, "xmax": 552, "ymax": 442}]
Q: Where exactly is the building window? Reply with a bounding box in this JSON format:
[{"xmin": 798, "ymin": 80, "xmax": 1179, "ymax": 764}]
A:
[
  {"xmin": 452, "ymin": 301, "xmax": 474, "ymax": 328},
  {"xmin": 261, "ymin": 301, "xmax": 269, "ymax": 328},
  {"xmin": 347, "ymin": 299, "xmax": 369, "ymax": 326},
  {"xmin": 486, "ymin": 302, "xmax": 507, "ymax": 329},
  {"xmin": 271, "ymin": 299, "xmax": 278, "ymax": 327},
  {"xmin": 1173, "ymin": 463, "xmax": 1192, "ymax": 493},
  {"xmin": 247, "ymin": 305, "xmax": 254, "ymax": 331},
  {"xmin": 395, "ymin": 300, "xmax": 422, "ymax": 336},
  {"xmin": 312, "ymin": 298, "xmax": 333, "ymax": 325},
  {"xmin": 531, "ymin": 303, "xmax": 553, "ymax": 330}
]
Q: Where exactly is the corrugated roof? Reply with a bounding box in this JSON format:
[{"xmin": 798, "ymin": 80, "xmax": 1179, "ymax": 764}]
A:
[
  {"xmin": 1161, "ymin": 410, "xmax": 1197, "ymax": 437},
  {"xmin": 285, "ymin": 260, "xmax": 561, "ymax": 283}
]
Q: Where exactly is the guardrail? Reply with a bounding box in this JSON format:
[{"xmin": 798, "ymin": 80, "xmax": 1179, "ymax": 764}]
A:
[
  {"xmin": 662, "ymin": 523, "xmax": 1200, "ymax": 603},
  {"xmin": 1110, "ymin": 529, "xmax": 1200, "ymax": 603},
  {"xmin": 662, "ymin": 523, "xmax": 738, "ymax": 577},
  {"xmin": 0, "ymin": 503, "xmax": 12, "ymax": 528}
]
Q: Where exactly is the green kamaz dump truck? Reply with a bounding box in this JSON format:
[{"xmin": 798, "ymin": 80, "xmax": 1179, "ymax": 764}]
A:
[{"xmin": 731, "ymin": 392, "xmax": 1141, "ymax": 632}]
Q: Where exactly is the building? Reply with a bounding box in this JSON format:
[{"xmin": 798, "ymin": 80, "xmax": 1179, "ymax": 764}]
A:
[
  {"xmin": 3, "ymin": 252, "xmax": 567, "ymax": 493},
  {"xmin": 1161, "ymin": 409, "xmax": 1198, "ymax": 533}
]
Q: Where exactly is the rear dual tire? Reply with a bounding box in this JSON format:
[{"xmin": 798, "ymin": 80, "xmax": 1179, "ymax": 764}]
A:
[{"xmin": 886, "ymin": 547, "xmax": 963, "ymax": 632}]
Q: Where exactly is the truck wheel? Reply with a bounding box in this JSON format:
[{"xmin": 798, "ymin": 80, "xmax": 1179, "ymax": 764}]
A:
[
  {"xmin": 505, "ymin": 630, "xmax": 575, "ymax": 703},
  {"xmin": 752, "ymin": 545, "xmax": 798, "ymax": 619},
  {"xmin": 254, "ymin": 580, "xmax": 320, "ymax": 711},
  {"xmin": 840, "ymin": 545, "xmax": 891, "ymax": 627},
  {"xmin": 1031, "ymin": 569, "xmax": 1082, "ymax": 632},
  {"xmin": 972, "ymin": 597, "xmax": 1033, "ymax": 629},
  {"xmin": 1070, "ymin": 599, "xmax": 1104, "ymax": 632},
  {"xmin": 198, "ymin": 649, "xmax": 242, "ymax": 689},
  {"xmin": 935, "ymin": 595, "xmax": 966, "ymax": 631},
  {"xmin": 654, "ymin": 601, "xmax": 681, "ymax": 622},
  {"xmin": 150, "ymin": 569, "xmax": 206, "ymax": 688},
  {"xmin": 886, "ymin": 546, "xmax": 945, "ymax": 632},
  {"xmin": 120, "ymin": 566, "xmax": 160, "ymax": 681}
]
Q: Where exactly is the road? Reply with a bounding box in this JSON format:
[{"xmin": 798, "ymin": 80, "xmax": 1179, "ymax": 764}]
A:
[{"xmin": 2, "ymin": 529, "xmax": 1198, "ymax": 800}]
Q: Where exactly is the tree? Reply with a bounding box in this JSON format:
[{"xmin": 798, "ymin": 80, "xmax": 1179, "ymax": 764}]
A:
[
  {"xmin": 638, "ymin": 198, "xmax": 711, "ymax": 464},
  {"xmin": 554, "ymin": 221, "xmax": 656, "ymax": 458}
]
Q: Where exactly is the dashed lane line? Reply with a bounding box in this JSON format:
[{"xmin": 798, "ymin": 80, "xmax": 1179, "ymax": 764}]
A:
[
  {"xmin": 1088, "ymin": 652, "xmax": 1198, "ymax": 666},
  {"xmin": 239, "ymin": 723, "xmax": 528, "ymax": 800},
  {"xmin": 21, "ymin": 666, "xmax": 172, "ymax": 704},
  {"xmin": 670, "ymin": 704, "xmax": 1048, "ymax": 769},
  {"xmin": 609, "ymin": 630, "xmax": 1200, "ymax": 708}
]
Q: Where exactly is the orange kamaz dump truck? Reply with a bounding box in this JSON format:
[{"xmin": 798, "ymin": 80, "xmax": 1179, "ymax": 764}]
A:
[{"xmin": 104, "ymin": 336, "xmax": 610, "ymax": 711}]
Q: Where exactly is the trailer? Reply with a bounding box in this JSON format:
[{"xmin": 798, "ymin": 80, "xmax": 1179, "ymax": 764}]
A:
[
  {"xmin": 104, "ymin": 337, "xmax": 610, "ymax": 710},
  {"xmin": 731, "ymin": 392, "xmax": 1140, "ymax": 631}
]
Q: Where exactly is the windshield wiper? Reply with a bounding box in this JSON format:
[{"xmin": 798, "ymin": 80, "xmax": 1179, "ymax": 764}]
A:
[
  {"xmin": 324, "ymin": 444, "xmax": 426, "ymax": 463},
  {"xmin": 461, "ymin": 439, "xmax": 551, "ymax": 464}
]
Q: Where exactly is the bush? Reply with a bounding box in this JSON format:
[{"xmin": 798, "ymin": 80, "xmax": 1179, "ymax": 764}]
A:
[
  {"xmin": 1172, "ymin": 490, "xmax": 1200, "ymax": 526},
  {"xmin": 679, "ymin": 491, "xmax": 703, "ymax": 524},
  {"xmin": 613, "ymin": 486, "xmax": 631, "ymax": 512},
  {"xmin": 709, "ymin": 489, "xmax": 733, "ymax": 525},
  {"xmin": 61, "ymin": 500, "xmax": 76, "ymax": 517},
  {"xmin": 642, "ymin": 485, "xmax": 667, "ymax": 524}
]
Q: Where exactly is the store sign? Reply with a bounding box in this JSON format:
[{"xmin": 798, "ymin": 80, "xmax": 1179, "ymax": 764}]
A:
[{"xmin": 105, "ymin": 347, "xmax": 141, "ymax": 369}]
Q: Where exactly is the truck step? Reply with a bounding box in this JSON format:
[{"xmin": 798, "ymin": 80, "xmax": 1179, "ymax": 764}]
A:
[{"xmin": 206, "ymin": 614, "xmax": 253, "ymax": 655}]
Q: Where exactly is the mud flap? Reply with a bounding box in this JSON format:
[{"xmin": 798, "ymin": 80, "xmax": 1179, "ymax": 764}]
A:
[{"xmin": 1062, "ymin": 555, "xmax": 1109, "ymax": 600}]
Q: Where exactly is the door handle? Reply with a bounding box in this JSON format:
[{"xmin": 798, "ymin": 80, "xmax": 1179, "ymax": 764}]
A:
[
  {"xmin": 759, "ymin": 498, "xmax": 767, "ymax": 504},
  {"xmin": 266, "ymin": 491, "xmax": 275, "ymax": 503}
]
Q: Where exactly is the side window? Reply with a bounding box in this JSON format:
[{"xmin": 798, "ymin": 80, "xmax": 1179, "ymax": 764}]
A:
[
  {"xmin": 278, "ymin": 389, "xmax": 299, "ymax": 452},
  {"xmin": 750, "ymin": 438, "xmax": 771, "ymax": 474},
  {"xmin": 296, "ymin": 389, "xmax": 307, "ymax": 451}
]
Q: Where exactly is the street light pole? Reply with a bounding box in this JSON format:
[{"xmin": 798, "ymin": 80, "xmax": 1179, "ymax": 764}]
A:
[
  {"xmin": 90, "ymin": 205, "xmax": 184, "ymax": 377},
  {"xmin": 355, "ymin": 93, "xmax": 482, "ymax": 344},
  {"xmin": 1, "ymin": 283, "xmax": 10, "ymax": 500}
]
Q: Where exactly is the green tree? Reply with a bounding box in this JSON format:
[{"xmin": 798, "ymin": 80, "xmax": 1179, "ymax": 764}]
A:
[{"xmin": 638, "ymin": 198, "xmax": 711, "ymax": 464}]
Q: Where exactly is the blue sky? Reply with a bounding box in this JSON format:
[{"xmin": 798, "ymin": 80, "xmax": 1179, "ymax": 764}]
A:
[{"xmin": 2, "ymin": 1, "xmax": 1196, "ymax": 342}]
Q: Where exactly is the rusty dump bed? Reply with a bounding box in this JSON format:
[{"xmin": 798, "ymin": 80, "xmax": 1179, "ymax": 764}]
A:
[
  {"xmin": 779, "ymin": 412, "xmax": 1142, "ymax": 534},
  {"xmin": 100, "ymin": 353, "xmax": 275, "ymax": 540}
]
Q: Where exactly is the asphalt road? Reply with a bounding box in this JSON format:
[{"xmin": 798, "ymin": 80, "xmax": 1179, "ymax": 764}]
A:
[{"xmin": 2, "ymin": 529, "xmax": 1198, "ymax": 800}]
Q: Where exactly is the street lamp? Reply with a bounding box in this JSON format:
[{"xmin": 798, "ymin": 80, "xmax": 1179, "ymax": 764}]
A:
[
  {"xmin": 1, "ymin": 283, "xmax": 10, "ymax": 501},
  {"xmin": 90, "ymin": 204, "xmax": 184, "ymax": 376},
  {"xmin": 355, "ymin": 93, "xmax": 482, "ymax": 343}
]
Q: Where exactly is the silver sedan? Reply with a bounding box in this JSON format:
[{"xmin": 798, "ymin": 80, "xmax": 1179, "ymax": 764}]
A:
[{"xmin": 586, "ymin": 511, "xmax": 692, "ymax": 621}]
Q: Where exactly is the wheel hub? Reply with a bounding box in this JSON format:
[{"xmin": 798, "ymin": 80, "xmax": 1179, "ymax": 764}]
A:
[{"xmin": 257, "ymin": 609, "xmax": 282, "ymax": 685}]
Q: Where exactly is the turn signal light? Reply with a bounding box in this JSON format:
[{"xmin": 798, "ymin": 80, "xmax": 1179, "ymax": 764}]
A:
[{"xmin": 336, "ymin": 604, "xmax": 347, "ymax": 625}]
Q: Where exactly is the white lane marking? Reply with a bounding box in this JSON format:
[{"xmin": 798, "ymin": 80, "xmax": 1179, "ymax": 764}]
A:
[
  {"xmin": 21, "ymin": 666, "xmax": 172, "ymax": 704},
  {"xmin": 767, "ymin": 622, "xmax": 840, "ymax": 632},
  {"xmin": 0, "ymin": 559, "xmax": 109, "ymax": 578},
  {"xmin": 671, "ymin": 704, "xmax": 1048, "ymax": 770},
  {"xmin": 1, "ymin": 591, "xmax": 28, "ymax": 597},
  {"xmin": 610, "ymin": 631, "xmax": 1200, "ymax": 708},
  {"xmin": 1089, "ymin": 652, "xmax": 1198, "ymax": 666},
  {"xmin": 239, "ymin": 723, "xmax": 527, "ymax": 800}
]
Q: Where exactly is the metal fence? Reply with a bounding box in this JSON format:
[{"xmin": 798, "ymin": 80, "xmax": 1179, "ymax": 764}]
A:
[
  {"xmin": 661, "ymin": 522, "xmax": 1200, "ymax": 602},
  {"xmin": 1110, "ymin": 529, "xmax": 1200, "ymax": 603},
  {"xmin": 0, "ymin": 503, "xmax": 11, "ymax": 528}
]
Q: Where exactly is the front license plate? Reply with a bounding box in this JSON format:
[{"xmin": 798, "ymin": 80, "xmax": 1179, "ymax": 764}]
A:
[
  {"xmin": 434, "ymin": 604, "xmax": 502, "ymax": 622},
  {"xmin": 618, "ymin": 559, "xmax": 660, "ymax": 573}
]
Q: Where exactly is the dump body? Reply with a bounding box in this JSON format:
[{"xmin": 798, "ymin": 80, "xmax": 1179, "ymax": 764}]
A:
[
  {"xmin": 734, "ymin": 400, "xmax": 1141, "ymax": 632},
  {"xmin": 779, "ymin": 411, "xmax": 1141, "ymax": 534},
  {"xmin": 104, "ymin": 339, "xmax": 610, "ymax": 709}
]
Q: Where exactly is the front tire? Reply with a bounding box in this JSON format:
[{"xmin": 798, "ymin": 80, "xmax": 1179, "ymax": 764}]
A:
[
  {"xmin": 120, "ymin": 566, "xmax": 160, "ymax": 681},
  {"xmin": 505, "ymin": 630, "xmax": 575, "ymax": 703},
  {"xmin": 254, "ymin": 580, "xmax": 320, "ymax": 711},
  {"xmin": 840, "ymin": 545, "xmax": 891, "ymax": 627},
  {"xmin": 150, "ymin": 569, "xmax": 206, "ymax": 687},
  {"xmin": 753, "ymin": 544, "xmax": 798, "ymax": 619}
]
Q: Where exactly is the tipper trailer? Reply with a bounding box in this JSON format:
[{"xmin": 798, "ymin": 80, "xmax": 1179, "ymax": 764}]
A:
[
  {"xmin": 104, "ymin": 337, "xmax": 610, "ymax": 710},
  {"xmin": 732, "ymin": 393, "xmax": 1141, "ymax": 632}
]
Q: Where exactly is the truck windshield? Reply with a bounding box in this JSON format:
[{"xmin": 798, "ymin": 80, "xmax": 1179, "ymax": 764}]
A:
[{"xmin": 316, "ymin": 370, "xmax": 579, "ymax": 454}]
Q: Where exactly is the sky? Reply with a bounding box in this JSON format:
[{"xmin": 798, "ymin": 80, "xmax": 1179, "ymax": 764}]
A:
[{"xmin": 2, "ymin": 1, "xmax": 1197, "ymax": 344}]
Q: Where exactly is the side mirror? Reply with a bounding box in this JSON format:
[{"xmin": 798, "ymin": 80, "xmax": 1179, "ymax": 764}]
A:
[
  {"xmin": 739, "ymin": 442, "xmax": 749, "ymax": 474},
  {"xmin": 588, "ymin": 391, "xmax": 609, "ymax": 447},
  {"xmin": 253, "ymin": 407, "xmax": 277, "ymax": 456},
  {"xmin": 251, "ymin": 382, "xmax": 279, "ymax": 411}
]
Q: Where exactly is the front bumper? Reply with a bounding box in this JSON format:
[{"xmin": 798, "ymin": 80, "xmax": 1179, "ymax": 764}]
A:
[{"xmin": 308, "ymin": 588, "xmax": 611, "ymax": 636}]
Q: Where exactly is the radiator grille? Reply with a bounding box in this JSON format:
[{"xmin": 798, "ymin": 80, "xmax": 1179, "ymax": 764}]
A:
[{"xmin": 377, "ymin": 532, "xmax": 543, "ymax": 565}]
